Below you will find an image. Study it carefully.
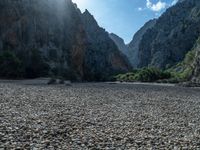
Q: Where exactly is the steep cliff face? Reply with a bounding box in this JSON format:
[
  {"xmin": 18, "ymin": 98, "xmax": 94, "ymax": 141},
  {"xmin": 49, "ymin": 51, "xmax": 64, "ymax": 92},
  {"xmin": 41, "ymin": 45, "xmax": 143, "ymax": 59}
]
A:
[
  {"xmin": 128, "ymin": 19, "xmax": 156, "ymax": 68},
  {"xmin": 0, "ymin": 0, "xmax": 130, "ymax": 80},
  {"xmin": 0, "ymin": 0, "xmax": 86, "ymax": 79},
  {"xmin": 81, "ymin": 10, "xmax": 131, "ymax": 81},
  {"xmin": 191, "ymin": 38, "xmax": 200, "ymax": 83},
  {"xmin": 138, "ymin": 0, "xmax": 200, "ymax": 69},
  {"xmin": 109, "ymin": 33, "xmax": 128, "ymax": 56},
  {"xmin": 109, "ymin": 20, "xmax": 156, "ymax": 68}
]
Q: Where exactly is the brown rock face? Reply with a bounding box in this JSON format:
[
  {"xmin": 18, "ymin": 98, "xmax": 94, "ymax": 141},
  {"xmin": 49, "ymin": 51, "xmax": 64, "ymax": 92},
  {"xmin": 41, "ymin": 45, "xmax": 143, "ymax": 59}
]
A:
[
  {"xmin": 71, "ymin": 28, "xmax": 86, "ymax": 78},
  {"xmin": 0, "ymin": 0, "xmax": 130, "ymax": 80},
  {"xmin": 111, "ymin": 53, "xmax": 130, "ymax": 71}
]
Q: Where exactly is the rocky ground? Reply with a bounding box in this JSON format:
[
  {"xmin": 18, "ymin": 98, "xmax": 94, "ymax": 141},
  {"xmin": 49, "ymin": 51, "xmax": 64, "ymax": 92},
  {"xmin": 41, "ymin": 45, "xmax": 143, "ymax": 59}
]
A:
[{"xmin": 0, "ymin": 82, "xmax": 200, "ymax": 149}]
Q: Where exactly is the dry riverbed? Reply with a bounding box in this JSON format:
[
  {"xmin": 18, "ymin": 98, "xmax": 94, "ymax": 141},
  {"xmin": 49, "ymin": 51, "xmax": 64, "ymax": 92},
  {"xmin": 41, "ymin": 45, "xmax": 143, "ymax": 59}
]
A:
[{"xmin": 0, "ymin": 81, "xmax": 200, "ymax": 149}]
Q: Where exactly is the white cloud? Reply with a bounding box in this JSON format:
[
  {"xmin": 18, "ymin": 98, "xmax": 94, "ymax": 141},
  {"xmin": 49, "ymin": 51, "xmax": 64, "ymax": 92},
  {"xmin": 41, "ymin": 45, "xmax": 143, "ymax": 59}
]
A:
[
  {"xmin": 171, "ymin": 0, "xmax": 178, "ymax": 6},
  {"xmin": 146, "ymin": 0, "xmax": 152, "ymax": 8},
  {"xmin": 146, "ymin": 0, "xmax": 167, "ymax": 12},
  {"xmin": 138, "ymin": 7, "xmax": 143, "ymax": 11}
]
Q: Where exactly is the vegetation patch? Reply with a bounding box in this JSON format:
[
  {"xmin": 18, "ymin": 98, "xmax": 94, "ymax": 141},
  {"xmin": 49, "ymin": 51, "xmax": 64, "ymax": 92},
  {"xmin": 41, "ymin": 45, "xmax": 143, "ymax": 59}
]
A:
[
  {"xmin": 115, "ymin": 67, "xmax": 171, "ymax": 82},
  {"xmin": 167, "ymin": 50, "xmax": 196, "ymax": 82},
  {"xmin": 115, "ymin": 46, "xmax": 198, "ymax": 84}
]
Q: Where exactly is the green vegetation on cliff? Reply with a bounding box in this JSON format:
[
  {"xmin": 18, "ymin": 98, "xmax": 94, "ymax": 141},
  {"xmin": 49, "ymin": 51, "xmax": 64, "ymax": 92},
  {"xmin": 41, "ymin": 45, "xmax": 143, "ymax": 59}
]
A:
[
  {"xmin": 115, "ymin": 48, "xmax": 197, "ymax": 83},
  {"xmin": 167, "ymin": 50, "xmax": 195, "ymax": 82}
]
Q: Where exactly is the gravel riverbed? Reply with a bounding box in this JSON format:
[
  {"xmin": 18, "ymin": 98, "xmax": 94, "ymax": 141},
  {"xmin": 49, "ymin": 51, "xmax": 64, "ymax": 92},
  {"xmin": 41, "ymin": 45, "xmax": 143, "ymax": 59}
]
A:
[{"xmin": 0, "ymin": 82, "xmax": 200, "ymax": 149}]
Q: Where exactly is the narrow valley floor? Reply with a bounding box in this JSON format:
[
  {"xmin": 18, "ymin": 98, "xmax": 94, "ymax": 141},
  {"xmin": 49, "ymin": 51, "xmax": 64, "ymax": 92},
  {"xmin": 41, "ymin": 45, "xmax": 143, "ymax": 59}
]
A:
[{"xmin": 0, "ymin": 82, "xmax": 200, "ymax": 149}]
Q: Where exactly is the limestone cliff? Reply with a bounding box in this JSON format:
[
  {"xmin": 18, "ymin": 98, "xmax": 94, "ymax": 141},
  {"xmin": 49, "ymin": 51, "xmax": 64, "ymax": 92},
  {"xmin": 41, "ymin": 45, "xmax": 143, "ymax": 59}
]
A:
[
  {"xmin": 137, "ymin": 0, "xmax": 200, "ymax": 69},
  {"xmin": 109, "ymin": 33, "xmax": 129, "ymax": 57},
  {"xmin": 0, "ymin": 0, "xmax": 130, "ymax": 80},
  {"xmin": 128, "ymin": 19, "xmax": 156, "ymax": 68}
]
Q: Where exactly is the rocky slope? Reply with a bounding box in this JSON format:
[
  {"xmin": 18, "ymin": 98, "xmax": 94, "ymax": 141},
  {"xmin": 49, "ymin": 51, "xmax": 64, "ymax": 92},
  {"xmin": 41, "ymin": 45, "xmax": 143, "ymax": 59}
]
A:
[
  {"xmin": 191, "ymin": 38, "xmax": 200, "ymax": 83},
  {"xmin": 0, "ymin": 0, "xmax": 130, "ymax": 81},
  {"xmin": 137, "ymin": 0, "xmax": 200, "ymax": 69},
  {"xmin": 127, "ymin": 19, "xmax": 156, "ymax": 68},
  {"xmin": 109, "ymin": 33, "xmax": 129, "ymax": 57},
  {"xmin": 109, "ymin": 19, "xmax": 156, "ymax": 68}
]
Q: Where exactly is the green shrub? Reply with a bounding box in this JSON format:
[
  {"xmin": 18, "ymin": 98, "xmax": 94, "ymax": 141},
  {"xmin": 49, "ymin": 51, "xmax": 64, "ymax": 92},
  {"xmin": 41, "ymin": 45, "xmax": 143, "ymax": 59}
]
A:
[
  {"xmin": 167, "ymin": 50, "xmax": 195, "ymax": 82},
  {"xmin": 115, "ymin": 67, "xmax": 172, "ymax": 82}
]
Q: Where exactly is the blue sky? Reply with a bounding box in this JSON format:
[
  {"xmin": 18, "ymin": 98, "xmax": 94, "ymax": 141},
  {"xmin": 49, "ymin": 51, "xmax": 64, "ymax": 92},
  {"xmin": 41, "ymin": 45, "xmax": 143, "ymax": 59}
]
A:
[{"xmin": 72, "ymin": 0, "xmax": 178, "ymax": 43}]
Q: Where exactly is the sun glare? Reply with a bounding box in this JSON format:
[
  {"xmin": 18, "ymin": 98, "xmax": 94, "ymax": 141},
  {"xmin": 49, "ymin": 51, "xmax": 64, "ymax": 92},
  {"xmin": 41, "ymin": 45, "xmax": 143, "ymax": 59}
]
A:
[
  {"xmin": 72, "ymin": 0, "xmax": 83, "ymax": 5},
  {"xmin": 72, "ymin": 0, "xmax": 87, "ymax": 9}
]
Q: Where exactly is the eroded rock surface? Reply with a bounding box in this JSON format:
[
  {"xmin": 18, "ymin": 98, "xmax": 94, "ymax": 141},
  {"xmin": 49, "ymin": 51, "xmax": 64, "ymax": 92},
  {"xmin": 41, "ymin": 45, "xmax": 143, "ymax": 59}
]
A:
[{"xmin": 0, "ymin": 0, "xmax": 130, "ymax": 80}]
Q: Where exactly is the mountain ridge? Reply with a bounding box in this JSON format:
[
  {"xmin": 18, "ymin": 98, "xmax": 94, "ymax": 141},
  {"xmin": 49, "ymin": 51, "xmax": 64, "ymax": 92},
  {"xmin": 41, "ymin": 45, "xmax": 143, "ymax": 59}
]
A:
[
  {"xmin": 138, "ymin": 0, "xmax": 200, "ymax": 68},
  {"xmin": 109, "ymin": 33, "xmax": 129, "ymax": 57},
  {"xmin": 109, "ymin": 19, "xmax": 156, "ymax": 68},
  {"xmin": 0, "ymin": 0, "xmax": 130, "ymax": 81}
]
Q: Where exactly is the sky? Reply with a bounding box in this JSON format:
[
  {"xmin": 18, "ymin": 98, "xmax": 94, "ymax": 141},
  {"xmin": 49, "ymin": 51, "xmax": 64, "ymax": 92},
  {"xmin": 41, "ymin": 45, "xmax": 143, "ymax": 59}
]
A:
[{"xmin": 72, "ymin": 0, "xmax": 178, "ymax": 43}]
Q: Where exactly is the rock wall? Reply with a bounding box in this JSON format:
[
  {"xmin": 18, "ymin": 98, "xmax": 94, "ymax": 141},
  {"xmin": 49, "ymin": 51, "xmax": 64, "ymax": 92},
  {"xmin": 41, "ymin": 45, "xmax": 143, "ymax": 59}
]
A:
[
  {"xmin": 0, "ymin": 0, "xmax": 130, "ymax": 80},
  {"xmin": 137, "ymin": 0, "xmax": 200, "ymax": 69},
  {"xmin": 191, "ymin": 38, "xmax": 200, "ymax": 83}
]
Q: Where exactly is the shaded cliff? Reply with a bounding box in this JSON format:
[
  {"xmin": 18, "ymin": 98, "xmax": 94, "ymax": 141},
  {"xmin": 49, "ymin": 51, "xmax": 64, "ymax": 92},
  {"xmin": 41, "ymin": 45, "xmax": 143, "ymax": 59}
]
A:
[
  {"xmin": 81, "ymin": 10, "xmax": 131, "ymax": 81},
  {"xmin": 168, "ymin": 37, "xmax": 200, "ymax": 85},
  {"xmin": 191, "ymin": 38, "xmax": 200, "ymax": 83},
  {"xmin": 137, "ymin": 0, "xmax": 200, "ymax": 69},
  {"xmin": 109, "ymin": 20, "xmax": 156, "ymax": 68},
  {"xmin": 0, "ymin": 0, "xmax": 130, "ymax": 81},
  {"xmin": 128, "ymin": 19, "xmax": 156, "ymax": 68},
  {"xmin": 109, "ymin": 33, "xmax": 129, "ymax": 57}
]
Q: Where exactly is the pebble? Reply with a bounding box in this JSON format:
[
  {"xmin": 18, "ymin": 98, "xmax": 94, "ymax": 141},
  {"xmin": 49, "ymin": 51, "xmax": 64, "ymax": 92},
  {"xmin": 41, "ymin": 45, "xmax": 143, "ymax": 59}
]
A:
[{"xmin": 0, "ymin": 82, "xmax": 200, "ymax": 149}]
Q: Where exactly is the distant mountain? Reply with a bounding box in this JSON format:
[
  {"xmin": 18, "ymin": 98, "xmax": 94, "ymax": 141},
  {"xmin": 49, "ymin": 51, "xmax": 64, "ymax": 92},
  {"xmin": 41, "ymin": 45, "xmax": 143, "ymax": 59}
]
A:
[
  {"xmin": 109, "ymin": 19, "xmax": 156, "ymax": 68},
  {"xmin": 137, "ymin": 0, "xmax": 200, "ymax": 69},
  {"xmin": 109, "ymin": 33, "xmax": 129, "ymax": 57},
  {"xmin": 0, "ymin": 0, "xmax": 130, "ymax": 81},
  {"xmin": 127, "ymin": 19, "xmax": 157, "ymax": 68}
]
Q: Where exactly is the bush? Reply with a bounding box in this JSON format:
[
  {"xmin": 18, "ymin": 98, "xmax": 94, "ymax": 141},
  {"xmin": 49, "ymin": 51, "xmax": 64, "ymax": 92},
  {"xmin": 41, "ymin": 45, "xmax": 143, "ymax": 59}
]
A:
[
  {"xmin": 134, "ymin": 68, "xmax": 171, "ymax": 82},
  {"xmin": 0, "ymin": 51, "xmax": 24, "ymax": 78},
  {"xmin": 167, "ymin": 50, "xmax": 195, "ymax": 82},
  {"xmin": 115, "ymin": 67, "xmax": 172, "ymax": 82}
]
